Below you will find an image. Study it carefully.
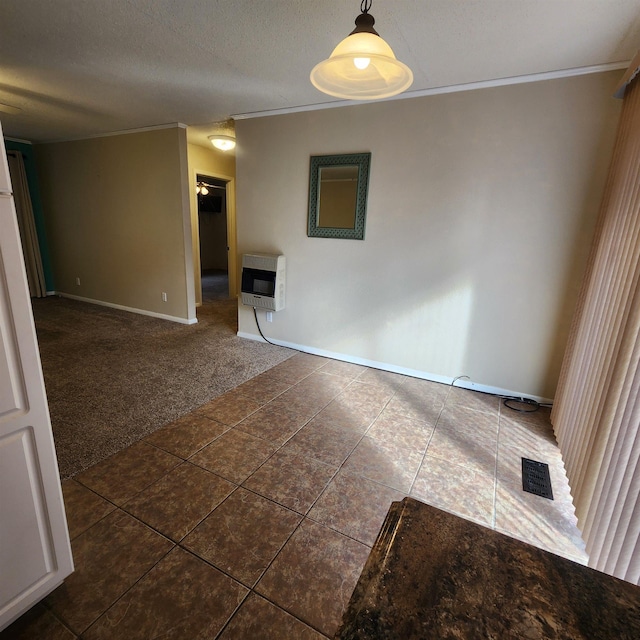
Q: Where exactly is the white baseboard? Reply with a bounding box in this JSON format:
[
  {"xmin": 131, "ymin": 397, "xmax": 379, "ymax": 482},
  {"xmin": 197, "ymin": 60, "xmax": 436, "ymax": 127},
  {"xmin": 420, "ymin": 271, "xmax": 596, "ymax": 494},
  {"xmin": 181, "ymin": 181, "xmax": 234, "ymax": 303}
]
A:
[
  {"xmin": 56, "ymin": 293, "xmax": 198, "ymax": 325},
  {"xmin": 237, "ymin": 331, "xmax": 553, "ymax": 405}
]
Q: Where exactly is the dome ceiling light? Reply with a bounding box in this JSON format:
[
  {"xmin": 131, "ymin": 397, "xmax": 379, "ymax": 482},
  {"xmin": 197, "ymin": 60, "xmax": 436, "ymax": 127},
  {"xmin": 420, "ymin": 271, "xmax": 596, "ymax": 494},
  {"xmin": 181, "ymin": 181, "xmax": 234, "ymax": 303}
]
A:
[
  {"xmin": 310, "ymin": 0, "xmax": 413, "ymax": 101},
  {"xmin": 208, "ymin": 134, "xmax": 236, "ymax": 151}
]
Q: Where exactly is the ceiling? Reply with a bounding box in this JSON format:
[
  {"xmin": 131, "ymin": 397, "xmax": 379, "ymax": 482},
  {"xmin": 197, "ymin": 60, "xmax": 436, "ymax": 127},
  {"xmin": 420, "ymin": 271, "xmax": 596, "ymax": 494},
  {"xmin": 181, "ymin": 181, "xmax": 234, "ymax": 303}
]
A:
[{"xmin": 1, "ymin": 0, "xmax": 639, "ymax": 147}]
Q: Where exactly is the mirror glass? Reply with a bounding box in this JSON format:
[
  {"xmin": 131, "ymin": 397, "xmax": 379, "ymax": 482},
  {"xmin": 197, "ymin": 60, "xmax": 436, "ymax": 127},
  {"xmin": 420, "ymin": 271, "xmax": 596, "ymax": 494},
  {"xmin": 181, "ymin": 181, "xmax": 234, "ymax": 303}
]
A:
[
  {"xmin": 308, "ymin": 153, "xmax": 371, "ymax": 240},
  {"xmin": 317, "ymin": 165, "xmax": 359, "ymax": 229}
]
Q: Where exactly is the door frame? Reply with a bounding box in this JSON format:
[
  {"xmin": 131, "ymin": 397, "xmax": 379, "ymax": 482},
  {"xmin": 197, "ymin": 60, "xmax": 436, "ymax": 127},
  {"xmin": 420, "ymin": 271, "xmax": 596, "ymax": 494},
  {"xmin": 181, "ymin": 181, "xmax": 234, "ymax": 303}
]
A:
[{"xmin": 189, "ymin": 169, "xmax": 236, "ymax": 306}]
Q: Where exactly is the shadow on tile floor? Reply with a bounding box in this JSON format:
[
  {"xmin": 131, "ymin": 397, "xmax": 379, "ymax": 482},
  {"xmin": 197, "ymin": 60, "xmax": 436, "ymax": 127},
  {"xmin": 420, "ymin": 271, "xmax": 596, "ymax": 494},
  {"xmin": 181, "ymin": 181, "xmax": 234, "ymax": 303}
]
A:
[{"xmin": 2, "ymin": 353, "xmax": 585, "ymax": 639}]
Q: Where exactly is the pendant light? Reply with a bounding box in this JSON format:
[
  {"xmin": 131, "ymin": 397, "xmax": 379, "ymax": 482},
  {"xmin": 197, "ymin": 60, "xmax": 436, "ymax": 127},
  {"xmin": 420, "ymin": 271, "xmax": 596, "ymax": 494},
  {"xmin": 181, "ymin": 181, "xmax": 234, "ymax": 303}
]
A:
[{"xmin": 310, "ymin": 0, "xmax": 413, "ymax": 100}]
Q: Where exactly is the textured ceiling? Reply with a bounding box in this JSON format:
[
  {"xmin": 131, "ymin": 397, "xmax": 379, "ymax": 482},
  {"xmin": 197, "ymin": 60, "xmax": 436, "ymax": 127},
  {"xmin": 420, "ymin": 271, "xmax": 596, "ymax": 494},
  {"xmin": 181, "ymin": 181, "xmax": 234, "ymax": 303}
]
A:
[{"xmin": 1, "ymin": 0, "xmax": 639, "ymax": 146}]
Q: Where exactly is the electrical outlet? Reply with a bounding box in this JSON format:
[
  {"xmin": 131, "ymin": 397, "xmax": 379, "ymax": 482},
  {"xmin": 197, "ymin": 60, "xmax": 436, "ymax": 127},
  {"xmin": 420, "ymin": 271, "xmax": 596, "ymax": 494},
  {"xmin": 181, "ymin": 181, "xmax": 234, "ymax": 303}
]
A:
[
  {"xmin": 75, "ymin": 277, "xmax": 81, "ymax": 286},
  {"xmin": 161, "ymin": 292, "xmax": 167, "ymax": 302},
  {"xmin": 266, "ymin": 311, "xmax": 273, "ymax": 322}
]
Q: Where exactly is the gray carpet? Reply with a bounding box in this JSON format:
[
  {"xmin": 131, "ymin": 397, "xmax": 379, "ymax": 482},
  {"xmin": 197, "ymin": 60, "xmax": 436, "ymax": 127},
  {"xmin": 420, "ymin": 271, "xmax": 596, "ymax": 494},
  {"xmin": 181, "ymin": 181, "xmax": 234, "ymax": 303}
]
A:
[{"xmin": 32, "ymin": 291, "xmax": 292, "ymax": 479}]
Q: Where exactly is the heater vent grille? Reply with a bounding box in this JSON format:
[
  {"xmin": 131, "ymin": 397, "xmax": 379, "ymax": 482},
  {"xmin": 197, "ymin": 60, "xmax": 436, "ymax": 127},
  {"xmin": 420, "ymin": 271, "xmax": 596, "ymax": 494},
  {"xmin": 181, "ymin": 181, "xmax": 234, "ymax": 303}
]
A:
[{"xmin": 522, "ymin": 458, "xmax": 554, "ymax": 500}]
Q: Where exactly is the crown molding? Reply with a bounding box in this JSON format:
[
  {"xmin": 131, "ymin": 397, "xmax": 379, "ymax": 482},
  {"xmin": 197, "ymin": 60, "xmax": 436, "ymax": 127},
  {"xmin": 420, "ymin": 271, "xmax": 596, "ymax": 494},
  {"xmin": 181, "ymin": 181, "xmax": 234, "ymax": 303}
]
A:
[
  {"xmin": 38, "ymin": 122, "xmax": 187, "ymax": 144},
  {"xmin": 234, "ymin": 61, "xmax": 630, "ymax": 120},
  {"xmin": 4, "ymin": 136, "xmax": 33, "ymax": 145}
]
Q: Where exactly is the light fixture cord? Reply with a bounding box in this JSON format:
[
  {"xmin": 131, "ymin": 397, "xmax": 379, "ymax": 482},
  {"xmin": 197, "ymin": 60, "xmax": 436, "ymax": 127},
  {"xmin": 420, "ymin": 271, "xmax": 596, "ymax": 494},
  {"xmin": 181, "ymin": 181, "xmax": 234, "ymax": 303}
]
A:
[{"xmin": 361, "ymin": 0, "xmax": 372, "ymax": 14}]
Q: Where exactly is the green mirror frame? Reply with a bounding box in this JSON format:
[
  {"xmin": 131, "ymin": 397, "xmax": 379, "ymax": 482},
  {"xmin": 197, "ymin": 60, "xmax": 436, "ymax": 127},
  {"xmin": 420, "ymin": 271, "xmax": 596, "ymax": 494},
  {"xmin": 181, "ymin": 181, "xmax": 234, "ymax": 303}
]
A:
[{"xmin": 307, "ymin": 152, "xmax": 371, "ymax": 240}]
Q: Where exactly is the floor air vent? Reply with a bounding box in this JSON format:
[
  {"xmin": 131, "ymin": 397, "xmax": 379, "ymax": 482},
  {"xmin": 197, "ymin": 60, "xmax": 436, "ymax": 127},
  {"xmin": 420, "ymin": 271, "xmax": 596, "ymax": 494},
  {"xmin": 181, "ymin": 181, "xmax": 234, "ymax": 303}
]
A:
[{"xmin": 522, "ymin": 458, "xmax": 554, "ymax": 500}]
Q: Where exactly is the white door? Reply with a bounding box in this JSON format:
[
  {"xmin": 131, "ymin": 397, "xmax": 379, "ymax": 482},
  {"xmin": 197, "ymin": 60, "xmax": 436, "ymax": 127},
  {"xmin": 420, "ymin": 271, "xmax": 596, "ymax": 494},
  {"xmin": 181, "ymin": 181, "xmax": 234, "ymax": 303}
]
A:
[{"xmin": 0, "ymin": 123, "xmax": 73, "ymax": 631}]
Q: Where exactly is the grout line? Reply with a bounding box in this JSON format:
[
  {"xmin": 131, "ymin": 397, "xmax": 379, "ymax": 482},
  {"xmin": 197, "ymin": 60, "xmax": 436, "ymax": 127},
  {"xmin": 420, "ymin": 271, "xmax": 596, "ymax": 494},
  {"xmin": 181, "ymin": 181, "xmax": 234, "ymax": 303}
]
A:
[
  {"xmin": 58, "ymin": 363, "xmax": 581, "ymax": 638},
  {"xmin": 492, "ymin": 400, "xmax": 502, "ymax": 530},
  {"xmin": 196, "ymin": 381, "xmax": 402, "ymax": 635},
  {"xmin": 407, "ymin": 390, "xmax": 449, "ymax": 497},
  {"xmin": 41, "ymin": 602, "xmax": 81, "ymax": 638},
  {"xmin": 74, "ymin": 535, "xmax": 176, "ymax": 637}
]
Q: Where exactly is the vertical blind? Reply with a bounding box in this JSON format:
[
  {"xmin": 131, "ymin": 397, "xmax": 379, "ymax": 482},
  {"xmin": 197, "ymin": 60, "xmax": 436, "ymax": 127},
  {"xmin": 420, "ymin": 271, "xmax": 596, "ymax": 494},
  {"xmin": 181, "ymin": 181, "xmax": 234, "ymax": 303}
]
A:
[{"xmin": 551, "ymin": 66, "xmax": 640, "ymax": 584}]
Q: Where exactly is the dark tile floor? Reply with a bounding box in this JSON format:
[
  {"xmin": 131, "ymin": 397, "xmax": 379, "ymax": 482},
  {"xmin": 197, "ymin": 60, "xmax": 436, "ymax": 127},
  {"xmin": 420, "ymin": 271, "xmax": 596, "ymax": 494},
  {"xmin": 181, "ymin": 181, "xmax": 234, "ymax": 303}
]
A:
[{"xmin": 2, "ymin": 353, "xmax": 585, "ymax": 639}]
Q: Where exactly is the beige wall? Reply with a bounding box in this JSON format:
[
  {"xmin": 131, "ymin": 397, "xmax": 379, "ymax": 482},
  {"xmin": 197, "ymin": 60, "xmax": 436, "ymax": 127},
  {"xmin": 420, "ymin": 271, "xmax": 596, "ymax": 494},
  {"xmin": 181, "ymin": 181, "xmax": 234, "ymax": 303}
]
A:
[
  {"xmin": 187, "ymin": 143, "xmax": 236, "ymax": 305},
  {"xmin": 236, "ymin": 72, "xmax": 622, "ymax": 399},
  {"xmin": 35, "ymin": 125, "xmax": 195, "ymax": 322}
]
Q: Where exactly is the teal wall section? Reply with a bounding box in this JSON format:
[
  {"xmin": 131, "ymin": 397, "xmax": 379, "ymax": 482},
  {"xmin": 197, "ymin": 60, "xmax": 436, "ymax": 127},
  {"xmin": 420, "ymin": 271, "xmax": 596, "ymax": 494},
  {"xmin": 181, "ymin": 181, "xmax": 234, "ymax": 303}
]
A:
[{"xmin": 4, "ymin": 138, "xmax": 55, "ymax": 291}]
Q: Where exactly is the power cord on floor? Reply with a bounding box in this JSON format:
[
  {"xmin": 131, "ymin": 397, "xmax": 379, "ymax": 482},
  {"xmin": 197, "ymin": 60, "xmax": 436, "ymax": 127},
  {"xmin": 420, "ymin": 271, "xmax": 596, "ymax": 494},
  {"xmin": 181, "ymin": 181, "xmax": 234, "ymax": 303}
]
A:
[
  {"xmin": 502, "ymin": 396, "xmax": 540, "ymax": 413},
  {"xmin": 450, "ymin": 373, "xmax": 545, "ymax": 413},
  {"xmin": 249, "ymin": 324, "xmax": 549, "ymax": 413}
]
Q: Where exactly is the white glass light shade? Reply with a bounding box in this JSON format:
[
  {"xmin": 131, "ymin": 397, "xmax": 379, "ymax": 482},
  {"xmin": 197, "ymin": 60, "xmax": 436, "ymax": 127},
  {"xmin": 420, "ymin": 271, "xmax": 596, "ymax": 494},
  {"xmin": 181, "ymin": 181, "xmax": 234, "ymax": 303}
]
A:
[
  {"xmin": 311, "ymin": 32, "xmax": 413, "ymax": 100},
  {"xmin": 208, "ymin": 135, "xmax": 236, "ymax": 151},
  {"xmin": 200, "ymin": 185, "xmax": 209, "ymax": 195}
]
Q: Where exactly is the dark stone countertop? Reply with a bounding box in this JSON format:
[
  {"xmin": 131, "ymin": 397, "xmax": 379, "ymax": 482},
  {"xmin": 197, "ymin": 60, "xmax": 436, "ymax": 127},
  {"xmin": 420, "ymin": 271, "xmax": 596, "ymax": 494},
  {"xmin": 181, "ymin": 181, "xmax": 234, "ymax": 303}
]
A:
[{"xmin": 335, "ymin": 497, "xmax": 640, "ymax": 639}]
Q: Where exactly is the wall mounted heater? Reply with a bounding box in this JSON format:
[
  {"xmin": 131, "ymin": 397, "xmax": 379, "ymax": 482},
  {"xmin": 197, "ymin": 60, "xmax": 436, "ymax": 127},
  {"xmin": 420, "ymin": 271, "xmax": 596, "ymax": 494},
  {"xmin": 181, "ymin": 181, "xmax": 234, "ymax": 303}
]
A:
[{"xmin": 241, "ymin": 253, "xmax": 286, "ymax": 311}]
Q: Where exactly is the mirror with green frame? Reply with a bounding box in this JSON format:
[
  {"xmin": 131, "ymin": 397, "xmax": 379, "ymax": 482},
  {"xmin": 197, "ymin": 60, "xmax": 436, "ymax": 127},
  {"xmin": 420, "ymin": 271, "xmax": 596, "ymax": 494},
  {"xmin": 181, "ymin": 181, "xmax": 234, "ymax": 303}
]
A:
[{"xmin": 307, "ymin": 152, "xmax": 371, "ymax": 240}]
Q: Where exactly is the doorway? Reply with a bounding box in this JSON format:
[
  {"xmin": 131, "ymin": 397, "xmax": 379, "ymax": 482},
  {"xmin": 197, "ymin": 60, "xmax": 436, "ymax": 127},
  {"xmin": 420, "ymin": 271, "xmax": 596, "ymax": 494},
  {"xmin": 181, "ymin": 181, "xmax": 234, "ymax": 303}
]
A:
[{"xmin": 197, "ymin": 174, "xmax": 229, "ymax": 302}]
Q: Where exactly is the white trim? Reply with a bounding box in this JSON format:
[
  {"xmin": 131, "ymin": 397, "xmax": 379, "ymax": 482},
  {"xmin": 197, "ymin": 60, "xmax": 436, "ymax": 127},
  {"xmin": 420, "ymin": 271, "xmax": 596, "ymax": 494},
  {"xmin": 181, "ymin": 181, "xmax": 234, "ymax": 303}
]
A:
[
  {"xmin": 57, "ymin": 293, "xmax": 198, "ymax": 325},
  {"xmin": 40, "ymin": 123, "xmax": 187, "ymax": 145},
  {"xmin": 4, "ymin": 137, "xmax": 33, "ymax": 145},
  {"xmin": 237, "ymin": 331, "xmax": 554, "ymax": 405},
  {"xmin": 234, "ymin": 61, "xmax": 630, "ymax": 120}
]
